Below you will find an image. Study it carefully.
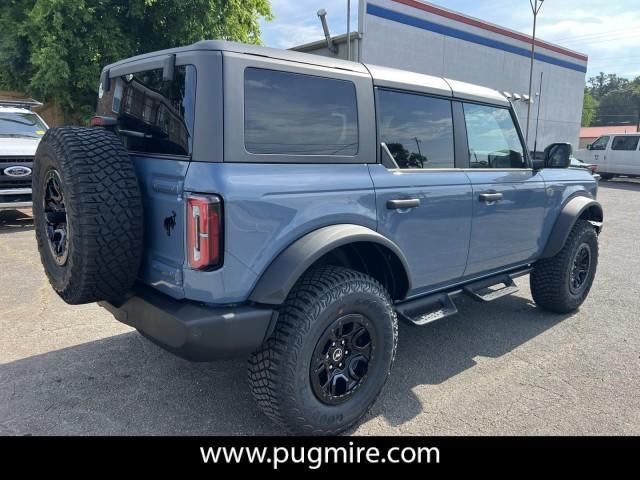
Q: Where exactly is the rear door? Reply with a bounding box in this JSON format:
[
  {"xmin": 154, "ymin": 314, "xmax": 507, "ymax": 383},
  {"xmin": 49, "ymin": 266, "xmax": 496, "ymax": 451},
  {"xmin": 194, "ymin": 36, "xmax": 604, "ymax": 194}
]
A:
[
  {"xmin": 461, "ymin": 103, "xmax": 547, "ymax": 276},
  {"xmin": 609, "ymin": 135, "xmax": 640, "ymax": 175},
  {"xmin": 97, "ymin": 54, "xmax": 203, "ymax": 298},
  {"xmin": 370, "ymin": 89, "xmax": 473, "ymax": 295}
]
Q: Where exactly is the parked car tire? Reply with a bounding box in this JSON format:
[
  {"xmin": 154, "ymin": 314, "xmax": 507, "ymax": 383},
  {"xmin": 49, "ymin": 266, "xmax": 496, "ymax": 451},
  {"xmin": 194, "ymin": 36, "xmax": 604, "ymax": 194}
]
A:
[
  {"xmin": 248, "ymin": 266, "xmax": 398, "ymax": 435},
  {"xmin": 33, "ymin": 127, "xmax": 143, "ymax": 305},
  {"xmin": 530, "ymin": 219, "xmax": 598, "ymax": 313}
]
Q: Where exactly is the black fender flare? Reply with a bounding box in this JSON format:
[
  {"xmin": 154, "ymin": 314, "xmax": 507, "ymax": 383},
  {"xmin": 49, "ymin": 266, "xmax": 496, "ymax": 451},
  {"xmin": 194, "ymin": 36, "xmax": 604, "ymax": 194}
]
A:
[
  {"xmin": 249, "ymin": 224, "xmax": 412, "ymax": 305},
  {"xmin": 540, "ymin": 195, "xmax": 603, "ymax": 259}
]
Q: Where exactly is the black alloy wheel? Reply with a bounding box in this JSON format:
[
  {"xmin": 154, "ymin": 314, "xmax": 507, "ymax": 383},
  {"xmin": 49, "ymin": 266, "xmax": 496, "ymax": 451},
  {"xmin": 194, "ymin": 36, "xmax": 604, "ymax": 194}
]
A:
[
  {"xmin": 43, "ymin": 169, "xmax": 69, "ymax": 266},
  {"xmin": 310, "ymin": 313, "xmax": 377, "ymax": 405}
]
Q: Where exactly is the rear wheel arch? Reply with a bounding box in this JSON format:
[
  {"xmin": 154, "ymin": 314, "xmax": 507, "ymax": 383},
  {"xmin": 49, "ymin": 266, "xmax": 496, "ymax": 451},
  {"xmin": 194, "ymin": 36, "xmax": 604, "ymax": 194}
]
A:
[
  {"xmin": 540, "ymin": 195, "xmax": 603, "ymax": 259},
  {"xmin": 248, "ymin": 225, "xmax": 412, "ymax": 305}
]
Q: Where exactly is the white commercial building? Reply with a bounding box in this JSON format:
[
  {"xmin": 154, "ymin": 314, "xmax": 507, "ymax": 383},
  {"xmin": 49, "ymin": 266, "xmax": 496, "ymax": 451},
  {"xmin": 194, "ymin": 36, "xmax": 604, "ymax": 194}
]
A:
[{"xmin": 293, "ymin": 0, "xmax": 588, "ymax": 153}]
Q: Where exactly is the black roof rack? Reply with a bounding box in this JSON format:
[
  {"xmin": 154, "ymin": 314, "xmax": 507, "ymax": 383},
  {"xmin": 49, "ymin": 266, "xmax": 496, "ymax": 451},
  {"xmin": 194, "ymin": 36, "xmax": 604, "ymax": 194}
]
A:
[{"xmin": 0, "ymin": 99, "xmax": 43, "ymax": 110}]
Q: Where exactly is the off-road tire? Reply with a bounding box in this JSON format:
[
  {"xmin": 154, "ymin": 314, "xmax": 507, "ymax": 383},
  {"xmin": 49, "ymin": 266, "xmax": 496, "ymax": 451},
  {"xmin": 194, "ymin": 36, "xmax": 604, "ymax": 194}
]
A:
[
  {"xmin": 530, "ymin": 219, "xmax": 598, "ymax": 313},
  {"xmin": 33, "ymin": 127, "xmax": 143, "ymax": 305},
  {"xmin": 248, "ymin": 266, "xmax": 398, "ymax": 435}
]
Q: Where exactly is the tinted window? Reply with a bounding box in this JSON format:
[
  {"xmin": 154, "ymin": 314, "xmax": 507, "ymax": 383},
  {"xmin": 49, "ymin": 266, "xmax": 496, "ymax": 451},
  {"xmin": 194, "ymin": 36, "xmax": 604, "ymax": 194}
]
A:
[
  {"xmin": 98, "ymin": 65, "xmax": 196, "ymax": 156},
  {"xmin": 590, "ymin": 136, "xmax": 609, "ymax": 150},
  {"xmin": 376, "ymin": 90, "xmax": 454, "ymax": 169},
  {"xmin": 611, "ymin": 135, "xmax": 640, "ymax": 151},
  {"xmin": 463, "ymin": 104, "xmax": 526, "ymax": 168},
  {"xmin": 244, "ymin": 68, "xmax": 358, "ymax": 155}
]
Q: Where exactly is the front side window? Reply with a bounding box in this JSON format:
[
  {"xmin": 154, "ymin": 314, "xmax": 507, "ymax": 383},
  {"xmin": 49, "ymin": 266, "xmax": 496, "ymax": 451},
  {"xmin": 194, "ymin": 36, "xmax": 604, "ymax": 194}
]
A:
[
  {"xmin": 590, "ymin": 136, "xmax": 609, "ymax": 150},
  {"xmin": 611, "ymin": 135, "xmax": 640, "ymax": 151},
  {"xmin": 98, "ymin": 65, "xmax": 196, "ymax": 156},
  {"xmin": 244, "ymin": 68, "xmax": 358, "ymax": 156},
  {"xmin": 376, "ymin": 89, "xmax": 454, "ymax": 169},
  {"xmin": 463, "ymin": 104, "xmax": 526, "ymax": 169}
]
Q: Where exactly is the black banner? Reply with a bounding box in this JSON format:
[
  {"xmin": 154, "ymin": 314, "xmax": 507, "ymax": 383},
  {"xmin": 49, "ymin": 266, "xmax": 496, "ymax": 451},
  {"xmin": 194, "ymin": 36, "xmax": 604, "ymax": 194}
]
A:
[{"xmin": 2, "ymin": 436, "xmax": 638, "ymax": 473}]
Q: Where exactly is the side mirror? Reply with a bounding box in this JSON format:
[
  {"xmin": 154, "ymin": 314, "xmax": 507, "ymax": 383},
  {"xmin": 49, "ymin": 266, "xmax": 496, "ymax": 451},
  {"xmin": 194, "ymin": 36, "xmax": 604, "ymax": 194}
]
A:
[
  {"xmin": 544, "ymin": 142, "xmax": 572, "ymax": 168},
  {"xmin": 586, "ymin": 144, "xmax": 592, "ymax": 150}
]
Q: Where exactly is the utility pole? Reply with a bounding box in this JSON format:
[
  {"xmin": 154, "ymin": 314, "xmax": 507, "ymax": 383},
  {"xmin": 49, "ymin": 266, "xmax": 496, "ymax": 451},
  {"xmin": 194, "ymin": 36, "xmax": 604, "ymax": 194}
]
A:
[
  {"xmin": 526, "ymin": 0, "xmax": 544, "ymax": 149},
  {"xmin": 347, "ymin": 0, "xmax": 351, "ymax": 61},
  {"xmin": 533, "ymin": 71, "xmax": 543, "ymax": 157}
]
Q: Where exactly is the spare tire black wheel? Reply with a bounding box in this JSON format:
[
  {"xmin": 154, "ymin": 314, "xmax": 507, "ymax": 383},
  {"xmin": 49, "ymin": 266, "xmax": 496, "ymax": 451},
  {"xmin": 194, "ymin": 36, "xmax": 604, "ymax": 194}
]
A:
[{"xmin": 33, "ymin": 127, "xmax": 144, "ymax": 305}]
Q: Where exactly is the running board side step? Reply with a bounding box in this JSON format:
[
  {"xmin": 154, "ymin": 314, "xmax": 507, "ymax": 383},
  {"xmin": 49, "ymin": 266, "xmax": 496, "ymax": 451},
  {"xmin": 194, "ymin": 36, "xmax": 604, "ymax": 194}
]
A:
[
  {"xmin": 462, "ymin": 272, "xmax": 527, "ymax": 302},
  {"xmin": 395, "ymin": 268, "xmax": 531, "ymax": 325},
  {"xmin": 395, "ymin": 292, "xmax": 459, "ymax": 326}
]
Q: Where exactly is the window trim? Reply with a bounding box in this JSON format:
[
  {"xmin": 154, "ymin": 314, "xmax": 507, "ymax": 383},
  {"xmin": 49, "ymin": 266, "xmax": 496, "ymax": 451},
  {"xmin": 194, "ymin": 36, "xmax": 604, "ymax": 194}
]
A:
[
  {"xmin": 223, "ymin": 52, "xmax": 376, "ymax": 165},
  {"xmin": 373, "ymin": 87, "xmax": 530, "ymax": 172}
]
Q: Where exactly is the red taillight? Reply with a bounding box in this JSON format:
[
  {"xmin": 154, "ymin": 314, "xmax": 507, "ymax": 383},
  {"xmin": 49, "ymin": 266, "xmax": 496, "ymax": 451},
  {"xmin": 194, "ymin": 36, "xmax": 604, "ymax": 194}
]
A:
[
  {"xmin": 187, "ymin": 194, "xmax": 222, "ymax": 270},
  {"xmin": 90, "ymin": 115, "xmax": 117, "ymax": 127}
]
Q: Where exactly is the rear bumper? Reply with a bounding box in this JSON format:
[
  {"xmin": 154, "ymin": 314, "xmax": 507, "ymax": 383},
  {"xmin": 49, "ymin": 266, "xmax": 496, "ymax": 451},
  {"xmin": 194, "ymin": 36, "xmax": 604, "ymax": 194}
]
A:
[
  {"xmin": 98, "ymin": 284, "xmax": 276, "ymax": 361},
  {"xmin": 0, "ymin": 188, "xmax": 32, "ymax": 210}
]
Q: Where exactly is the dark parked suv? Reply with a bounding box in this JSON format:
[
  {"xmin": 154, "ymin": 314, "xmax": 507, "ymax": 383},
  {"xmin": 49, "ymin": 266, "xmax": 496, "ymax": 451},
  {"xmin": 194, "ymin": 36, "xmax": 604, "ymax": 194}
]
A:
[{"xmin": 32, "ymin": 41, "xmax": 602, "ymax": 434}]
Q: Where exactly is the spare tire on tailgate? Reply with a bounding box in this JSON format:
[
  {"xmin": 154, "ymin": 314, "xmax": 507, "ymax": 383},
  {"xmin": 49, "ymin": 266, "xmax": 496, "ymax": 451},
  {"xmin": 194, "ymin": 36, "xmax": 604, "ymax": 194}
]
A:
[{"xmin": 33, "ymin": 127, "xmax": 144, "ymax": 305}]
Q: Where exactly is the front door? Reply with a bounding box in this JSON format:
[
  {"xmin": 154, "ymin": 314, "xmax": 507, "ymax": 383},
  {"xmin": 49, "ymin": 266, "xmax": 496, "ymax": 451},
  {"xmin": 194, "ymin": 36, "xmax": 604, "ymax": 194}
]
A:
[
  {"xmin": 461, "ymin": 103, "xmax": 547, "ymax": 276},
  {"xmin": 370, "ymin": 89, "xmax": 473, "ymax": 296}
]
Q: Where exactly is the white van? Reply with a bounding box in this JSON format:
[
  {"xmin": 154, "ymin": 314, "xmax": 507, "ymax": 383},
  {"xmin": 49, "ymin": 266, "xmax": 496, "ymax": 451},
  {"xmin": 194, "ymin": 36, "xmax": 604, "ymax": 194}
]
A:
[{"xmin": 576, "ymin": 133, "xmax": 640, "ymax": 180}]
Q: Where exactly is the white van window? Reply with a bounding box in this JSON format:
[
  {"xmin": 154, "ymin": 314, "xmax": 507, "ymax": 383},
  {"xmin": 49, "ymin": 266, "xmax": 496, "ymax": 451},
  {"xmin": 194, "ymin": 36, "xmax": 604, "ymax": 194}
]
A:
[
  {"xmin": 590, "ymin": 136, "xmax": 609, "ymax": 150},
  {"xmin": 611, "ymin": 136, "xmax": 640, "ymax": 151}
]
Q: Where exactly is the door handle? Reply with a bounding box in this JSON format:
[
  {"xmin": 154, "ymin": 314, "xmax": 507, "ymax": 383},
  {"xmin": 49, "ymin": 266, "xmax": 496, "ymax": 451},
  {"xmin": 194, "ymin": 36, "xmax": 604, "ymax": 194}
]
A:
[
  {"xmin": 387, "ymin": 198, "xmax": 420, "ymax": 210},
  {"xmin": 479, "ymin": 192, "xmax": 503, "ymax": 202}
]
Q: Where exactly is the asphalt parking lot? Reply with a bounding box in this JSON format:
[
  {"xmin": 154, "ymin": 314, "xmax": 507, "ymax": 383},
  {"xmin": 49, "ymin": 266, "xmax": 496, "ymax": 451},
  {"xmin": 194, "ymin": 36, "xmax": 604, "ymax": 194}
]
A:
[{"xmin": 1, "ymin": 179, "xmax": 639, "ymax": 436}]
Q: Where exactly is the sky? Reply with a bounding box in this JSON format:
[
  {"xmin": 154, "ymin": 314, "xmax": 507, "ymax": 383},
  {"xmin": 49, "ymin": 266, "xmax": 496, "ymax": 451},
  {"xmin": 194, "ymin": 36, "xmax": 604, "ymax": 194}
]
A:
[{"xmin": 259, "ymin": 0, "xmax": 640, "ymax": 80}]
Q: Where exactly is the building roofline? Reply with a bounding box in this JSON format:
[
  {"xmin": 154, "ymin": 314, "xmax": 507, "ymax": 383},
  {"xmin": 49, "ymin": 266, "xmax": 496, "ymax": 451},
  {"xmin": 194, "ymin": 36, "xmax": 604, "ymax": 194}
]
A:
[{"xmin": 391, "ymin": 0, "xmax": 588, "ymax": 61}]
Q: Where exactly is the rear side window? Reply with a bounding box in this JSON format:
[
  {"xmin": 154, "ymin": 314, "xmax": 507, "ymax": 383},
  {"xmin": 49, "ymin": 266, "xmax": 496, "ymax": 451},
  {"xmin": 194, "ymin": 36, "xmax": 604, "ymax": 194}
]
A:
[
  {"xmin": 99, "ymin": 65, "xmax": 196, "ymax": 156},
  {"xmin": 611, "ymin": 136, "xmax": 640, "ymax": 151},
  {"xmin": 463, "ymin": 103, "xmax": 526, "ymax": 169},
  {"xmin": 376, "ymin": 89, "xmax": 454, "ymax": 169},
  {"xmin": 244, "ymin": 68, "xmax": 358, "ymax": 156}
]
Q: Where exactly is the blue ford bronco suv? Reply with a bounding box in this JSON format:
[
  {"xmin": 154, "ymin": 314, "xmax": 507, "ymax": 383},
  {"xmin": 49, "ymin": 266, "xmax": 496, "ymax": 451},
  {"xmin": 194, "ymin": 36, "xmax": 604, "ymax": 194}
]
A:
[{"xmin": 33, "ymin": 41, "xmax": 603, "ymax": 434}]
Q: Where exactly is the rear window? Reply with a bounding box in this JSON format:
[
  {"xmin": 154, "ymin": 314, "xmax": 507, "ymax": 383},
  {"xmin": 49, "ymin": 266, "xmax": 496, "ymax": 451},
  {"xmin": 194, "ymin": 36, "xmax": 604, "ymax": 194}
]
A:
[
  {"xmin": 98, "ymin": 65, "xmax": 196, "ymax": 156},
  {"xmin": 244, "ymin": 68, "xmax": 358, "ymax": 156},
  {"xmin": 611, "ymin": 136, "xmax": 640, "ymax": 151}
]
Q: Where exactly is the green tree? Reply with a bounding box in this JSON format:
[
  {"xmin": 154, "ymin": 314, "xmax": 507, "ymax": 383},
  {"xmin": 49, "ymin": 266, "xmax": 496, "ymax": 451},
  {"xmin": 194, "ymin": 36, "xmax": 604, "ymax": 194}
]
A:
[
  {"xmin": 0, "ymin": 0, "xmax": 273, "ymax": 120},
  {"xmin": 581, "ymin": 89, "xmax": 598, "ymax": 127},
  {"xmin": 588, "ymin": 72, "xmax": 629, "ymax": 100},
  {"xmin": 593, "ymin": 84, "xmax": 640, "ymax": 127}
]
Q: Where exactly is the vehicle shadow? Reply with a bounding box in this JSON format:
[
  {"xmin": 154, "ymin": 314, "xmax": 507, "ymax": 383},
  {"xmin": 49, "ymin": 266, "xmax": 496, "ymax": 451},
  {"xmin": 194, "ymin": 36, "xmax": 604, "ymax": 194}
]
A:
[
  {"xmin": 0, "ymin": 291, "xmax": 570, "ymax": 435},
  {"xmin": 0, "ymin": 209, "xmax": 34, "ymax": 234}
]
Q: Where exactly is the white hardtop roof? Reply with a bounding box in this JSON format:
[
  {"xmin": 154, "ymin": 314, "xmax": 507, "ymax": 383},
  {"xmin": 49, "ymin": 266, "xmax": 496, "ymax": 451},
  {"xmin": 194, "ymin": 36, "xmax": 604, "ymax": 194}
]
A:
[{"xmin": 364, "ymin": 63, "xmax": 508, "ymax": 105}]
